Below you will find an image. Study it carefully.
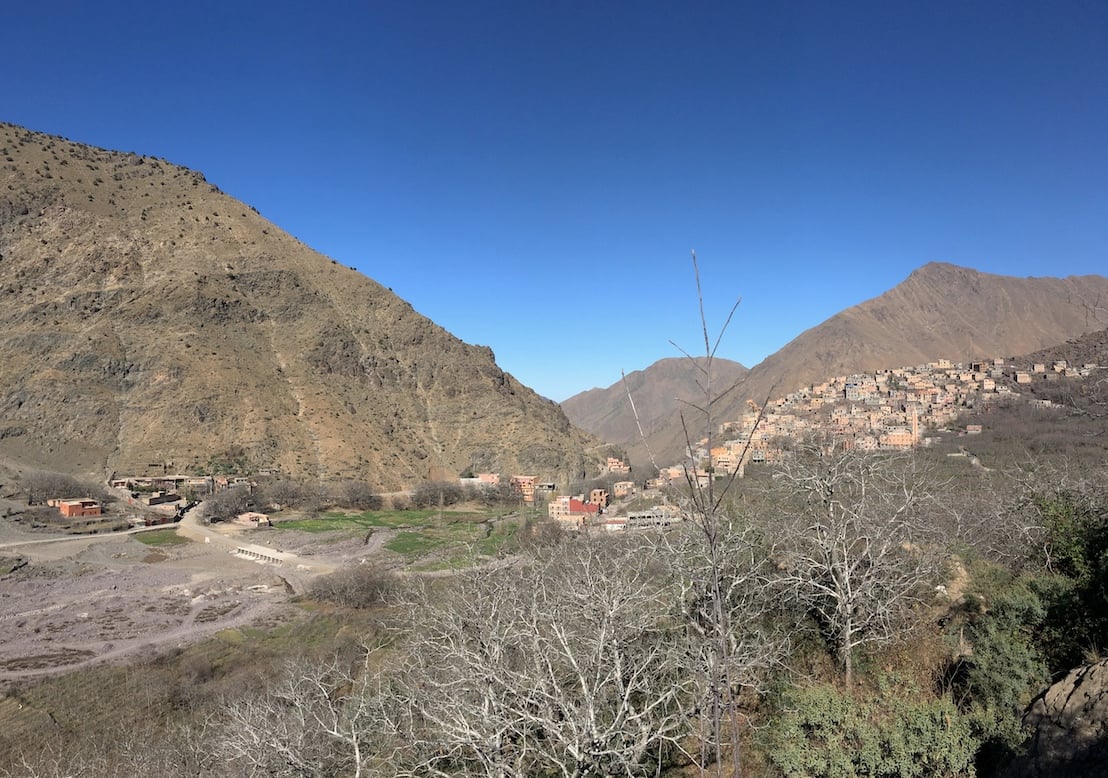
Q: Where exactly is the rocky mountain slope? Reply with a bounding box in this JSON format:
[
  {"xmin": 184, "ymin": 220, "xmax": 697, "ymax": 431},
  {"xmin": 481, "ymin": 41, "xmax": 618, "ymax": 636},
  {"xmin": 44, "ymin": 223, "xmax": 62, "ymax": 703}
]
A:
[
  {"xmin": 1016, "ymin": 326, "xmax": 1108, "ymax": 374},
  {"xmin": 564, "ymin": 262, "xmax": 1108, "ymax": 467},
  {"xmin": 0, "ymin": 122, "xmax": 602, "ymax": 488},
  {"xmin": 561, "ymin": 357, "xmax": 747, "ymax": 470}
]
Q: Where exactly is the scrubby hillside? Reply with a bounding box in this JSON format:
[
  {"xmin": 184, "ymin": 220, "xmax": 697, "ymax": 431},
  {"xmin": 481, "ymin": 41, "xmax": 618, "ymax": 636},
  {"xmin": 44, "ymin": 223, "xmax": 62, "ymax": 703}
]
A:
[
  {"xmin": 567, "ymin": 263, "xmax": 1108, "ymax": 467},
  {"xmin": 0, "ymin": 122, "xmax": 601, "ymax": 487}
]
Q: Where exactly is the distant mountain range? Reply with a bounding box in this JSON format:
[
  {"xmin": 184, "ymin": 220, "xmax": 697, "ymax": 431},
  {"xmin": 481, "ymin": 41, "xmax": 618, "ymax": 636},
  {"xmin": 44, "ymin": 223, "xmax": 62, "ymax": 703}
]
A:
[
  {"xmin": 563, "ymin": 262, "xmax": 1108, "ymax": 467},
  {"xmin": 0, "ymin": 122, "xmax": 602, "ymax": 488}
]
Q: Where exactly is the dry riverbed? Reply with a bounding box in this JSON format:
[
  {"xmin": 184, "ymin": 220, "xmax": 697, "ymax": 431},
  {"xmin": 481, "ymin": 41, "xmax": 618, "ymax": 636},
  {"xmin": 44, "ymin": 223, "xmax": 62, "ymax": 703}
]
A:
[{"xmin": 0, "ymin": 519, "xmax": 381, "ymax": 685}]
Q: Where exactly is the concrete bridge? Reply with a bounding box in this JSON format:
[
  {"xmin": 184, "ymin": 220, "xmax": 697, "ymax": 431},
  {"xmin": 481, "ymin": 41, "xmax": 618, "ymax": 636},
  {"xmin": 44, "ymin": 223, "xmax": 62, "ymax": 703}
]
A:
[{"xmin": 233, "ymin": 545, "xmax": 289, "ymax": 565}]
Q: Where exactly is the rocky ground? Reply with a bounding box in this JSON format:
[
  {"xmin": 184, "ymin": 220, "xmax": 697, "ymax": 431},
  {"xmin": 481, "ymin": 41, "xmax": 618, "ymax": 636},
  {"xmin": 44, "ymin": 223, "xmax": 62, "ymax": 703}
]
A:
[{"xmin": 0, "ymin": 516, "xmax": 381, "ymax": 686}]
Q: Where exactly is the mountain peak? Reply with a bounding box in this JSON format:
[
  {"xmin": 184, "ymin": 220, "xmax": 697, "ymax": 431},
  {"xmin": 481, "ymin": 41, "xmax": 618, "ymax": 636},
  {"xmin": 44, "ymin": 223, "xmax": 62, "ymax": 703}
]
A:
[
  {"xmin": 565, "ymin": 261, "xmax": 1108, "ymax": 467},
  {"xmin": 0, "ymin": 122, "xmax": 602, "ymax": 487},
  {"xmin": 906, "ymin": 262, "xmax": 986, "ymax": 282}
]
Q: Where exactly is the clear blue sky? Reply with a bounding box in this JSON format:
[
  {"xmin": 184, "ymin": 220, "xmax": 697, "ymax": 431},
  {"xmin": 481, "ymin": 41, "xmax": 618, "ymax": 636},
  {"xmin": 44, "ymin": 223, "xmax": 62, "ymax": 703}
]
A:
[{"xmin": 4, "ymin": 1, "xmax": 1106, "ymax": 401}]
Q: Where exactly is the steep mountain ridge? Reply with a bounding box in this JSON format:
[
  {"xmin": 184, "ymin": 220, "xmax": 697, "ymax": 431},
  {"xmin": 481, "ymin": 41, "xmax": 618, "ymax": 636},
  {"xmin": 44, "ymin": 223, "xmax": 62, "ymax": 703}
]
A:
[
  {"xmin": 0, "ymin": 122, "xmax": 601, "ymax": 487},
  {"xmin": 564, "ymin": 262, "xmax": 1108, "ymax": 467},
  {"xmin": 561, "ymin": 357, "xmax": 747, "ymax": 468}
]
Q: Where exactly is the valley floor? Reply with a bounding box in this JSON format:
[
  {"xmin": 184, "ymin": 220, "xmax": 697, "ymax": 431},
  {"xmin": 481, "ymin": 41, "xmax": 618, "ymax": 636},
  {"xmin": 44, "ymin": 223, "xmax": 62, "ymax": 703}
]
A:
[{"xmin": 0, "ymin": 515, "xmax": 382, "ymax": 686}]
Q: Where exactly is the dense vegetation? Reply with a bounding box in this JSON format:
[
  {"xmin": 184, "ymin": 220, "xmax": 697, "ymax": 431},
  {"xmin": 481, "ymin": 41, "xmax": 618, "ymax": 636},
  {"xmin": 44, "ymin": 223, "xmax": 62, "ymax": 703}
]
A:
[{"xmin": 2, "ymin": 439, "xmax": 1106, "ymax": 776}]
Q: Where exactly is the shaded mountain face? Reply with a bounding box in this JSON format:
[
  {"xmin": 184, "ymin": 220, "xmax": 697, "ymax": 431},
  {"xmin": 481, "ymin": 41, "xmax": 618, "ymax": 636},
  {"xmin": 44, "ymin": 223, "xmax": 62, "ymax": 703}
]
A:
[
  {"xmin": 0, "ymin": 122, "xmax": 601, "ymax": 488},
  {"xmin": 1015, "ymin": 326, "xmax": 1108, "ymax": 372},
  {"xmin": 565, "ymin": 262, "xmax": 1108, "ymax": 467},
  {"xmin": 561, "ymin": 357, "xmax": 748, "ymax": 471}
]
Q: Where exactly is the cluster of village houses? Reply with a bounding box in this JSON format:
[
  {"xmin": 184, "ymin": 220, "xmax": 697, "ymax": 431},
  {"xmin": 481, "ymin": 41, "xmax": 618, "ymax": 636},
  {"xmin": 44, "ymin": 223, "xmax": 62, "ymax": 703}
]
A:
[
  {"xmin": 459, "ymin": 460, "xmax": 684, "ymax": 534},
  {"xmin": 44, "ymin": 474, "xmax": 264, "ymax": 532},
  {"xmin": 515, "ymin": 356, "xmax": 1103, "ymax": 533},
  {"xmin": 678, "ymin": 355, "xmax": 1101, "ymax": 484},
  {"xmin": 43, "ymin": 357, "xmax": 1100, "ymax": 536}
]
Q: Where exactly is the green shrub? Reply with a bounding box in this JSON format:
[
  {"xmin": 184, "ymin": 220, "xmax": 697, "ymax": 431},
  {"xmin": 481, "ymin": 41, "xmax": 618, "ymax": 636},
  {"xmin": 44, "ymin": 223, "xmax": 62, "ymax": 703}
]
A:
[
  {"xmin": 1034, "ymin": 489, "xmax": 1108, "ymax": 669},
  {"xmin": 940, "ymin": 558, "xmax": 1079, "ymax": 773},
  {"xmin": 764, "ymin": 677, "xmax": 976, "ymax": 778}
]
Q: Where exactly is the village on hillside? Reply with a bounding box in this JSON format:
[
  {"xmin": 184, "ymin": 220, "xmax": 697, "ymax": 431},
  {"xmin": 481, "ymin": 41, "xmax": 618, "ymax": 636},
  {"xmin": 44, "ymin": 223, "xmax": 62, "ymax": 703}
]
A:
[
  {"xmin": 678, "ymin": 354, "xmax": 1101, "ymax": 480},
  {"xmin": 541, "ymin": 353, "xmax": 1104, "ymax": 533}
]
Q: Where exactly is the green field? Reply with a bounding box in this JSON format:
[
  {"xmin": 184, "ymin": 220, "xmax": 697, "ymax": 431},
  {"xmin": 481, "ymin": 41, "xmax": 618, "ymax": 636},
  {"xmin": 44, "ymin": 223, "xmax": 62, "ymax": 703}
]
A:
[
  {"xmin": 275, "ymin": 508, "xmax": 484, "ymax": 533},
  {"xmin": 275, "ymin": 508, "xmax": 523, "ymax": 566},
  {"xmin": 133, "ymin": 528, "xmax": 191, "ymax": 547}
]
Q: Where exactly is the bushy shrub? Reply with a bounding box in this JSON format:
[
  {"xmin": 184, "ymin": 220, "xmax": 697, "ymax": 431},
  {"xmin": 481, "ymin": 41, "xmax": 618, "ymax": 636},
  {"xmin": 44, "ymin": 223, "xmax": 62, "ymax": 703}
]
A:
[
  {"xmin": 953, "ymin": 574, "xmax": 1050, "ymax": 772},
  {"xmin": 764, "ymin": 677, "xmax": 977, "ymax": 778},
  {"xmin": 328, "ymin": 480, "xmax": 382, "ymax": 511},
  {"xmin": 1037, "ymin": 489, "xmax": 1108, "ymax": 583},
  {"xmin": 411, "ymin": 481, "xmax": 465, "ymax": 509},
  {"xmin": 1011, "ymin": 487, "xmax": 1108, "ymax": 674},
  {"xmin": 939, "ymin": 485, "xmax": 1108, "ymax": 775},
  {"xmin": 309, "ymin": 561, "xmax": 395, "ymax": 609}
]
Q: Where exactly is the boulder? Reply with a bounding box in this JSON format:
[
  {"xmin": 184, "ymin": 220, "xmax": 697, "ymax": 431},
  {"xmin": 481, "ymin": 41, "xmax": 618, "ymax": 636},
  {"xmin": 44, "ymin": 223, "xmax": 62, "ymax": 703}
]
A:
[{"xmin": 1010, "ymin": 660, "xmax": 1108, "ymax": 777}]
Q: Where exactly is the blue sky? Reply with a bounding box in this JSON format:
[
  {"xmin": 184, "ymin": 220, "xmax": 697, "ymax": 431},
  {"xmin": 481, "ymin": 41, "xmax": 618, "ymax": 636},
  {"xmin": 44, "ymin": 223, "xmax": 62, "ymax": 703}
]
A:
[{"xmin": 4, "ymin": 2, "xmax": 1106, "ymax": 401}]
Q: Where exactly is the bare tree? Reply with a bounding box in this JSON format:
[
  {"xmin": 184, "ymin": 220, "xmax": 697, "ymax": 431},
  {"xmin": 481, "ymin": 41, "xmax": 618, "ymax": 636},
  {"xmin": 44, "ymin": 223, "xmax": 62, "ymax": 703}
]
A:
[
  {"xmin": 209, "ymin": 538, "xmax": 698, "ymax": 777},
  {"xmin": 769, "ymin": 447, "xmax": 944, "ymax": 687},
  {"xmin": 935, "ymin": 462, "xmax": 1047, "ymax": 569},
  {"xmin": 216, "ymin": 654, "xmax": 399, "ymax": 778},
  {"xmin": 309, "ymin": 559, "xmax": 396, "ymax": 609},
  {"xmin": 19, "ymin": 469, "xmax": 106, "ymax": 505},
  {"xmin": 631, "ymin": 250, "xmax": 774, "ymax": 776},
  {"xmin": 260, "ymin": 478, "xmax": 321, "ymax": 511},
  {"xmin": 662, "ymin": 517, "xmax": 791, "ymax": 772},
  {"xmin": 3, "ymin": 716, "xmax": 221, "ymax": 778},
  {"xmin": 391, "ymin": 536, "xmax": 696, "ymax": 777},
  {"xmin": 328, "ymin": 479, "xmax": 383, "ymax": 511},
  {"xmin": 1, "ymin": 743, "xmax": 106, "ymax": 778},
  {"xmin": 411, "ymin": 480, "xmax": 465, "ymax": 509},
  {"xmin": 199, "ymin": 484, "xmax": 252, "ymax": 522}
]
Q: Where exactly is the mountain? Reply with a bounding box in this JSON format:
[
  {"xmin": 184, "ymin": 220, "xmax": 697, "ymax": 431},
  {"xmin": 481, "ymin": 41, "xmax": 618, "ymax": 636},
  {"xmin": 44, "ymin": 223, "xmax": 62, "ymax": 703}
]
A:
[
  {"xmin": 0, "ymin": 122, "xmax": 602, "ymax": 488},
  {"xmin": 1014, "ymin": 326, "xmax": 1108, "ymax": 374},
  {"xmin": 561, "ymin": 357, "xmax": 747, "ymax": 469},
  {"xmin": 564, "ymin": 262, "xmax": 1108, "ymax": 467}
]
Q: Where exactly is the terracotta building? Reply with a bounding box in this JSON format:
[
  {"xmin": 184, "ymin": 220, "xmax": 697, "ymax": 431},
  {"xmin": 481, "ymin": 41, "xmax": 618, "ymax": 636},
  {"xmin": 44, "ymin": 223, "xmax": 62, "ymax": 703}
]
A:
[{"xmin": 55, "ymin": 498, "xmax": 102, "ymax": 518}]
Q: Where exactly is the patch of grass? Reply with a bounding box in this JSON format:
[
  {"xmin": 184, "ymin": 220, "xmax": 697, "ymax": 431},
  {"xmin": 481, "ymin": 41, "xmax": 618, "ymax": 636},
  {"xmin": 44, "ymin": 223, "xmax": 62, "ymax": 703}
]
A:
[
  {"xmin": 0, "ymin": 557, "xmax": 26, "ymax": 575},
  {"xmin": 1, "ymin": 610, "xmax": 357, "ymax": 767},
  {"xmin": 385, "ymin": 520, "xmax": 494, "ymax": 559},
  {"xmin": 386, "ymin": 531, "xmax": 446, "ymax": 557},
  {"xmin": 278, "ymin": 508, "xmax": 523, "ymax": 568},
  {"xmin": 277, "ymin": 508, "xmax": 484, "ymax": 534},
  {"xmin": 216, "ymin": 627, "xmax": 248, "ymax": 645},
  {"xmin": 133, "ymin": 528, "xmax": 191, "ymax": 547},
  {"xmin": 412, "ymin": 552, "xmax": 486, "ymax": 572},
  {"xmin": 214, "ymin": 611, "xmax": 348, "ymax": 657},
  {"xmin": 474, "ymin": 523, "xmax": 520, "ymax": 556},
  {"xmin": 404, "ymin": 522, "xmax": 525, "ymax": 570},
  {"xmin": 281, "ymin": 505, "xmax": 514, "ymax": 536}
]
